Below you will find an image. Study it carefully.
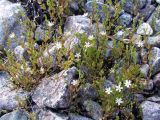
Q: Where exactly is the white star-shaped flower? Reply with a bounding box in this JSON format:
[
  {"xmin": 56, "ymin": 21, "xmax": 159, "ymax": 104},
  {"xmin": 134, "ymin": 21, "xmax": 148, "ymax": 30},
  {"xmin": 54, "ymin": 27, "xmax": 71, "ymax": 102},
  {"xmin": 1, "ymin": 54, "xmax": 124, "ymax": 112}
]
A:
[
  {"xmin": 124, "ymin": 80, "xmax": 132, "ymax": 88},
  {"xmin": 100, "ymin": 31, "xmax": 106, "ymax": 36},
  {"xmin": 105, "ymin": 87, "xmax": 112, "ymax": 95},
  {"xmin": 83, "ymin": 13, "xmax": 88, "ymax": 17},
  {"xmin": 115, "ymin": 84, "xmax": 123, "ymax": 92},
  {"xmin": 75, "ymin": 53, "xmax": 81, "ymax": 59},
  {"xmin": 136, "ymin": 41, "xmax": 144, "ymax": 47},
  {"xmin": 47, "ymin": 21, "xmax": 54, "ymax": 27},
  {"xmin": 66, "ymin": 31, "xmax": 71, "ymax": 36},
  {"xmin": 110, "ymin": 68, "xmax": 115, "ymax": 73},
  {"xmin": 88, "ymin": 35, "xmax": 95, "ymax": 40},
  {"xmin": 116, "ymin": 98, "xmax": 124, "ymax": 106},
  {"xmin": 84, "ymin": 42, "xmax": 91, "ymax": 48},
  {"xmin": 40, "ymin": 67, "xmax": 45, "ymax": 74},
  {"xmin": 71, "ymin": 80, "xmax": 79, "ymax": 86},
  {"xmin": 55, "ymin": 42, "xmax": 62, "ymax": 50},
  {"xmin": 25, "ymin": 67, "xmax": 31, "ymax": 72},
  {"xmin": 79, "ymin": 30, "xmax": 85, "ymax": 34},
  {"xmin": 9, "ymin": 32, "xmax": 16, "ymax": 38}
]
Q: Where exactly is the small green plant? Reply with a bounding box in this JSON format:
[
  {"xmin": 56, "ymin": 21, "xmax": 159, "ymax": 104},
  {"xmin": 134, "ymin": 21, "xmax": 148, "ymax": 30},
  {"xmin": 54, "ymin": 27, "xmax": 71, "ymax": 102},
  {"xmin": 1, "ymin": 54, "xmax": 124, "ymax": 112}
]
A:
[{"xmin": 0, "ymin": 0, "xmax": 147, "ymax": 119}]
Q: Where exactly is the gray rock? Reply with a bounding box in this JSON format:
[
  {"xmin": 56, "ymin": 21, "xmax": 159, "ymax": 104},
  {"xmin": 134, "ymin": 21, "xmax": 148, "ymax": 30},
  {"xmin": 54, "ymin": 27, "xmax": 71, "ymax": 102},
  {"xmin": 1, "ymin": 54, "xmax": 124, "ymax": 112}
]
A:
[
  {"xmin": 152, "ymin": 58, "xmax": 160, "ymax": 75},
  {"xmin": 78, "ymin": 83, "xmax": 98, "ymax": 100},
  {"xmin": 87, "ymin": 0, "xmax": 104, "ymax": 3},
  {"xmin": 149, "ymin": 47, "xmax": 160, "ymax": 65},
  {"xmin": 82, "ymin": 100, "xmax": 102, "ymax": 120},
  {"xmin": 134, "ymin": 94, "xmax": 145, "ymax": 103},
  {"xmin": 143, "ymin": 80, "xmax": 154, "ymax": 91},
  {"xmin": 118, "ymin": 12, "xmax": 132, "ymax": 27},
  {"xmin": 69, "ymin": 0, "xmax": 79, "ymax": 11},
  {"xmin": 0, "ymin": 71, "xmax": 29, "ymax": 110},
  {"xmin": 147, "ymin": 96, "xmax": 160, "ymax": 102},
  {"xmin": 105, "ymin": 40, "xmax": 113, "ymax": 58},
  {"xmin": 153, "ymin": 73, "xmax": 160, "ymax": 89},
  {"xmin": 121, "ymin": 0, "xmax": 147, "ymax": 14},
  {"xmin": 147, "ymin": 6, "xmax": 160, "ymax": 34},
  {"xmin": 35, "ymin": 26, "xmax": 52, "ymax": 42},
  {"xmin": 85, "ymin": 1, "xmax": 114, "ymax": 21},
  {"xmin": 140, "ymin": 5, "xmax": 155, "ymax": 21},
  {"xmin": 141, "ymin": 101, "xmax": 160, "ymax": 120},
  {"xmin": 36, "ymin": 109, "xmax": 68, "ymax": 120},
  {"xmin": 137, "ymin": 23, "xmax": 153, "ymax": 35},
  {"xmin": 147, "ymin": 35, "xmax": 160, "ymax": 47},
  {"xmin": 156, "ymin": 0, "xmax": 160, "ymax": 4},
  {"xmin": 69, "ymin": 114, "xmax": 93, "ymax": 120},
  {"xmin": 14, "ymin": 45, "xmax": 27, "ymax": 62},
  {"xmin": 64, "ymin": 15, "xmax": 91, "ymax": 35},
  {"xmin": 32, "ymin": 67, "xmax": 78, "ymax": 109},
  {"xmin": 0, "ymin": 109, "xmax": 28, "ymax": 120},
  {"xmin": 140, "ymin": 64, "xmax": 149, "ymax": 78},
  {"xmin": 0, "ymin": 0, "xmax": 28, "ymax": 50},
  {"xmin": 64, "ymin": 15, "xmax": 91, "ymax": 49}
]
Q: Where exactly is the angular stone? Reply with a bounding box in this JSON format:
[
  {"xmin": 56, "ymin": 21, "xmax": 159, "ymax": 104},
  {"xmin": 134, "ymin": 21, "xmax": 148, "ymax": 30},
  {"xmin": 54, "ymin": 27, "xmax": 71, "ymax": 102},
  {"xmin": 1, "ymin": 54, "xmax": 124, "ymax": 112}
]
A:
[
  {"xmin": 137, "ymin": 23, "xmax": 153, "ymax": 35},
  {"xmin": 78, "ymin": 83, "xmax": 98, "ymax": 100},
  {"xmin": 36, "ymin": 109, "xmax": 68, "ymax": 120},
  {"xmin": 82, "ymin": 100, "xmax": 102, "ymax": 120},
  {"xmin": 140, "ymin": 64, "xmax": 149, "ymax": 78},
  {"xmin": 0, "ymin": 109, "xmax": 28, "ymax": 120},
  {"xmin": 147, "ymin": 35, "xmax": 160, "ymax": 47},
  {"xmin": 121, "ymin": 0, "xmax": 147, "ymax": 14},
  {"xmin": 0, "ymin": 0, "xmax": 28, "ymax": 50},
  {"xmin": 69, "ymin": 113, "xmax": 93, "ymax": 120},
  {"xmin": 141, "ymin": 101, "xmax": 160, "ymax": 120},
  {"xmin": 153, "ymin": 73, "xmax": 160, "ymax": 89},
  {"xmin": 0, "ymin": 71, "xmax": 29, "ymax": 110},
  {"xmin": 118, "ymin": 12, "xmax": 132, "ymax": 27},
  {"xmin": 32, "ymin": 67, "xmax": 78, "ymax": 109},
  {"xmin": 85, "ymin": 1, "xmax": 114, "ymax": 21},
  {"xmin": 140, "ymin": 5, "xmax": 155, "ymax": 21}
]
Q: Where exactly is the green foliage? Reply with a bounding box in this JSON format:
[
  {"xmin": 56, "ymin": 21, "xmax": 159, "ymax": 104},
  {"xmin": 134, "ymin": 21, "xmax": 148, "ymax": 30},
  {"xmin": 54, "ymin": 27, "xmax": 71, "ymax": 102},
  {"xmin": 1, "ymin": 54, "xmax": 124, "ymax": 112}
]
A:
[{"xmin": 0, "ymin": 0, "xmax": 145, "ymax": 119}]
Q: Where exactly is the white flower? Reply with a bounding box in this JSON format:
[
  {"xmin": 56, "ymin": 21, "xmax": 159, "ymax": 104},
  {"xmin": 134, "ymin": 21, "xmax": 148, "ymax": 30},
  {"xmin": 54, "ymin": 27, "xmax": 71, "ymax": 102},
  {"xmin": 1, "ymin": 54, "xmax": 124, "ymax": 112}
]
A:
[
  {"xmin": 79, "ymin": 30, "xmax": 85, "ymax": 34},
  {"xmin": 105, "ymin": 87, "xmax": 112, "ymax": 95},
  {"xmin": 63, "ymin": 71, "xmax": 68, "ymax": 76},
  {"xmin": 83, "ymin": 13, "xmax": 88, "ymax": 17},
  {"xmin": 84, "ymin": 42, "xmax": 91, "ymax": 48},
  {"xmin": 100, "ymin": 31, "xmax": 106, "ymax": 36},
  {"xmin": 136, "ymin": 41, "xmax": 144, "ymax": 47},
  {"xmin": 9, "ymin": 32, "xmax": 15, "ymax": 38},
  {"xmin": 40, "ymin": 67, "xmax": 45, "ymax": 74},
  {"xmin": 115, "ymin": 84, "xmax": 123, "ymax": 92},
  {"xmin": 71, "ymin": 80, "xmax": 79, "ymax": 86},
  {"xmin": 124, "ymin": 80, "xmax": 132, "ymax": 88},
  {"xmin": 55, "ymin": 42, "xmax": 62, "ymax": 50},
  {"xmin": 116, "ymin": 98, "xmax": 124, "ymax": 106},
  {"xmin": 20, "ymin": 65, "xmax": 24, "ymax": 70},
  {"xmin": 75, "ymin": 53, "xmax": 81, "ymax": 59},
  {"xmin": 47, "ymin": 21, "xmax": 54, "ymax": 27},
  {"xmin": 110, "ymin": 68, "xmax": 115, "ymax": 73},
  {"xmin": 88, "ymin": 35, "xmax": 95, "ymax": 40},
  {"xmin": 25, "ymin": 67, "xmax": 31, "ymax": 72},
  {"xmin": 65, "ymin": 31, "xmax": 71, "ymax": 36}
]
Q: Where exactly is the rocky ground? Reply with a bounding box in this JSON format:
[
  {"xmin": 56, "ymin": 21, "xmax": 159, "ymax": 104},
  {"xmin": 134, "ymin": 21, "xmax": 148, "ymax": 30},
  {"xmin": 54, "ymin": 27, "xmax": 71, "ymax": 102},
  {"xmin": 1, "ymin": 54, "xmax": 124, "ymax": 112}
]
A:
[{"xmin": 1, "ymin": 0, "xmax": 160, "ymax": 120}]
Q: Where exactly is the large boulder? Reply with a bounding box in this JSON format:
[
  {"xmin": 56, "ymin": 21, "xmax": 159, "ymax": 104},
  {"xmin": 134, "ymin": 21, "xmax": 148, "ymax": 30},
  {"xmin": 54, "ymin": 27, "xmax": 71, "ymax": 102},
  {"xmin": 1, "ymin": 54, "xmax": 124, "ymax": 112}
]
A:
[
  {"xmin": 63, "ymin": 15, "xmax": 92, "ymax": 50},
  {"xmin": 0, "ymin": 71, "xmax": 29, "ymax": 110},
  {"xmin": 0, "ymin": 0, "xmax": 28, "ymax": 50},
  {"xmin": 32, "ymin": 67, "xmax": 78, "ymax": 109},
  {"xmin": 0, "ymin": 109, "xmax": 28, "ymax": 120},
  {"xmin": 36, "ymin": 109, "xmax": 68, "ymax": 120},
  {"xmin": 141, "ymin": 101, "xmax": 160, "ymax": 120}
]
